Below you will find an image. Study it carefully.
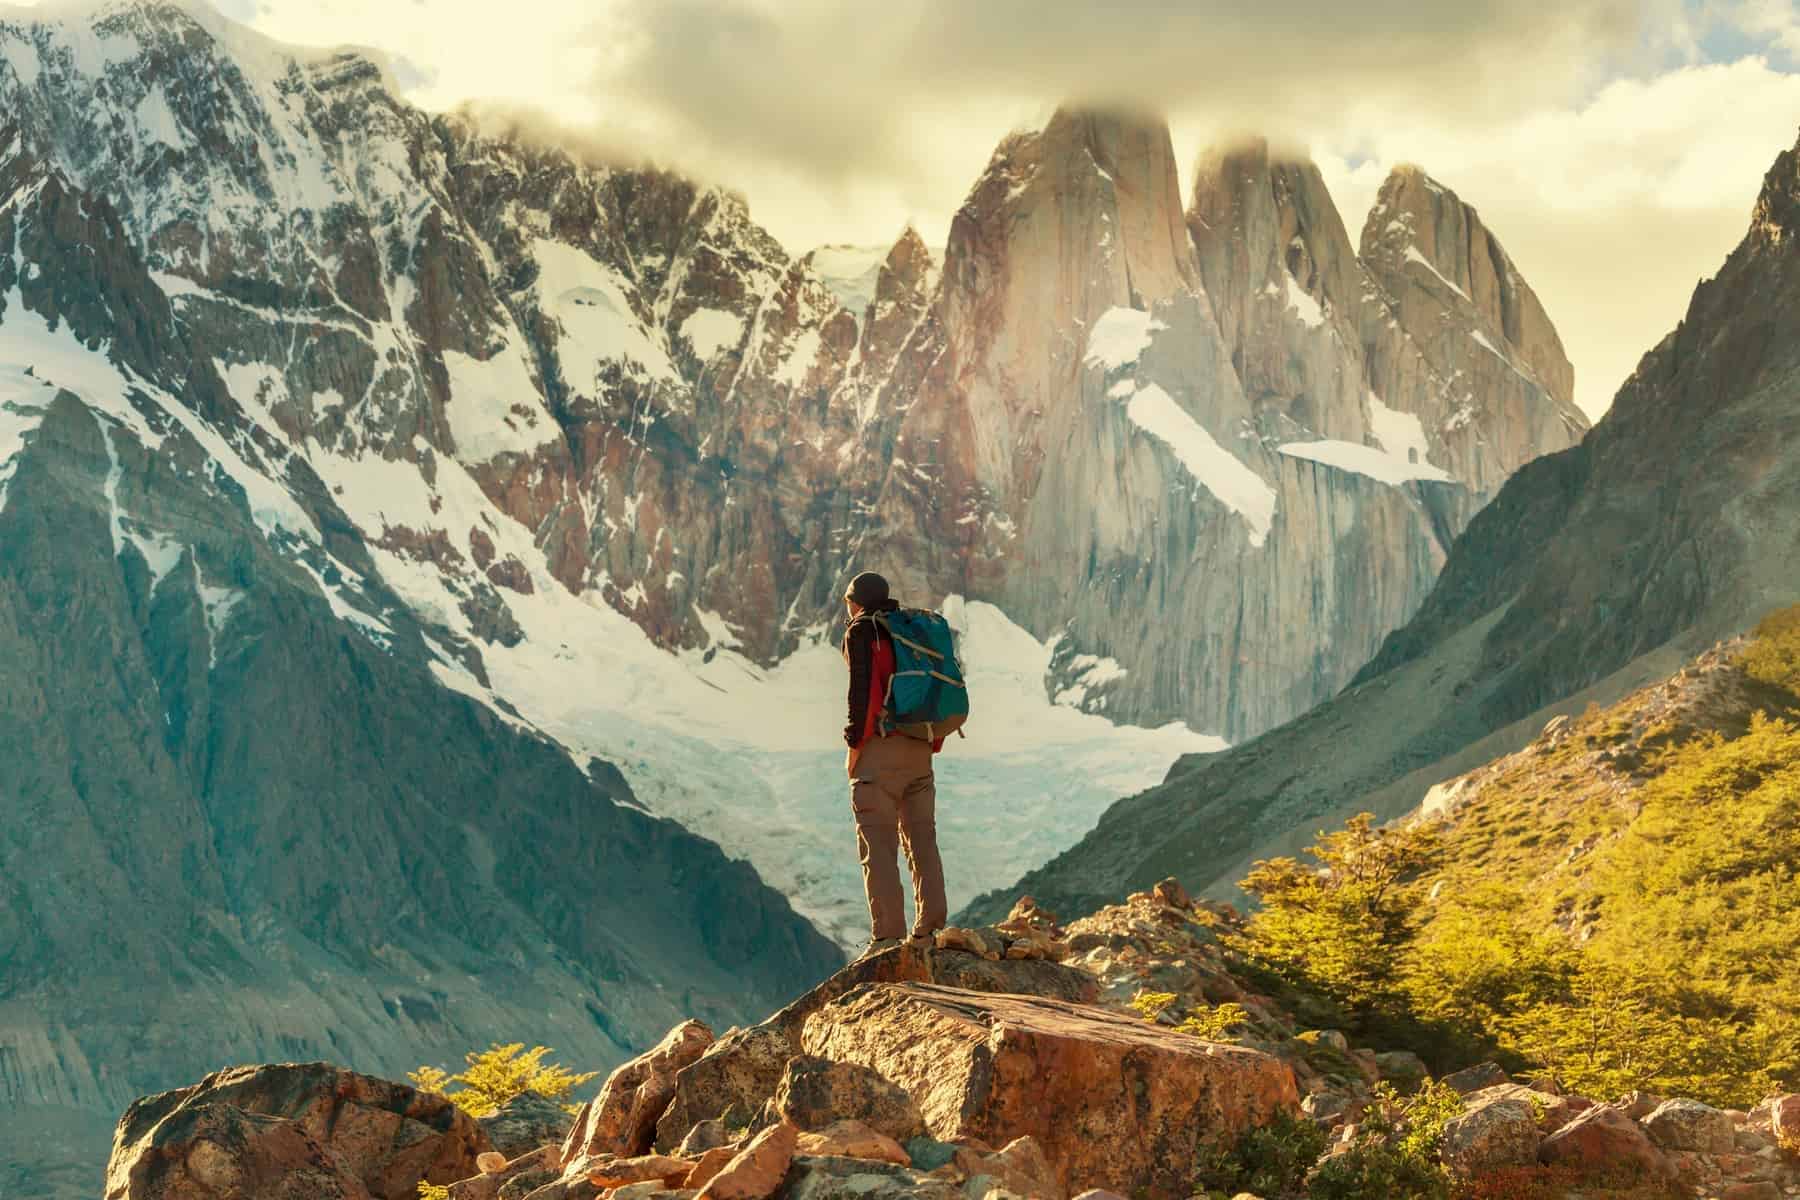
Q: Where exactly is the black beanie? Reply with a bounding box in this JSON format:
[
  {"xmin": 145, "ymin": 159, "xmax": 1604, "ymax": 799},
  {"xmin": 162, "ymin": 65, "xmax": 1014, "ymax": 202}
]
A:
[{"xmin": 845, "ymin": 571, "xmax": 890, "ymax": 609}]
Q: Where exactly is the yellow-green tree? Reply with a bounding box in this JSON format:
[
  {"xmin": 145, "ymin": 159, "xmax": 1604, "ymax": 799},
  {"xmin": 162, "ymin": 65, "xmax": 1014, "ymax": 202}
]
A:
[
  {"xmin": 409, "ymin": 1043, "xmax": 597, "ymax": 1119},
  {"xmin": 1237, "ymin": 813, "xmax": 1440, "ymax": 1016}
]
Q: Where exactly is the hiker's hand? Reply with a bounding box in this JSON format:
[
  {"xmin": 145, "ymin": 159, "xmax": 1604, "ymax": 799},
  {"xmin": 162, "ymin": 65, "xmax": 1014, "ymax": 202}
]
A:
[{"xmin": 846, "ymin": 746, "xmax": 862, "ymax": 776}]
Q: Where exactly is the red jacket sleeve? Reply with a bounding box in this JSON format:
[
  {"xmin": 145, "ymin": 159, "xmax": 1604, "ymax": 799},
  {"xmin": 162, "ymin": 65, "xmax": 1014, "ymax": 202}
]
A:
[{"xmin": 844, "ymin": 619, "xmax": 875, "ymax": 749}]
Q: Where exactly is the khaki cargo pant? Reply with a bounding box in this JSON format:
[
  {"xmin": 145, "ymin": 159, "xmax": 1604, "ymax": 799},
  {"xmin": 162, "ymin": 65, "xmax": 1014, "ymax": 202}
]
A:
[{"xmin": 849, "ymin": 734, "xmax": 947, "ymax": 941}]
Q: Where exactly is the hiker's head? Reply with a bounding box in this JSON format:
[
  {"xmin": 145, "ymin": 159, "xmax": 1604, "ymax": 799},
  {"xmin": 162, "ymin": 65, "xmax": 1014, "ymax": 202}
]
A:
[{"xmin": 844, "ymin": 571, "xmax": 889, "ymax": 617}]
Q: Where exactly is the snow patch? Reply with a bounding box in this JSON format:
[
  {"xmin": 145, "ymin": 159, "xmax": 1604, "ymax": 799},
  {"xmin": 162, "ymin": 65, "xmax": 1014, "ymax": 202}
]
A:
[
  {"xmin": 807, "ymin": 243, "xmax": 887, "ymax": 316},
  {"xmin": 1403, "ymin": 245, "xmax": 1469, "ymax": 300},
  {"xmin": 775, "ymin": 328, "xmax": 822, "ymax": 388},
  {"xmin": 1122, "ymin": 383, "xmax": 1276, "ymax": 547},
  {"xmin": 533, "ymin": 238, "xmax": 679, "ymax": 388},
  {"xmin": 1278, "ymin": 439, "xmax": 1455, "ymax": 486},
  {"xmin": 1055, "ymin": 653, "xmax": 1129, "ymax": 709},
  {"xmin": 680, "ymin": 307, "xmax": 743, "ymax": 361},
  {"xmin": 441, "ymin": 339, "xmax": 559, "ymax": 464},
  {"xmin": 1366, "ymin": 391, "xmax": 1438, "ymax": 470},
  {"xmin": 1084, "ymin": 307, "xmax": 1164, "ymax": 370}
]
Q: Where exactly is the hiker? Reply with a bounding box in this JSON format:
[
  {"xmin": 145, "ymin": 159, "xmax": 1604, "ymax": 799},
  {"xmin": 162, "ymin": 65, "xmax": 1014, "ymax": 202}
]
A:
[{"xmin": 841, "ymin": 571, "xmax": 954, "ymax": 957}]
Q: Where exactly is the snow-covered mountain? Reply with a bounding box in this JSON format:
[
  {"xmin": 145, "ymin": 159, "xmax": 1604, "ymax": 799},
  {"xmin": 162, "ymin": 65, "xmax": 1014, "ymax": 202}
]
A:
[{"xmin": 0, "ymin": 1, "xmax": 1589, "ymax": 1191}]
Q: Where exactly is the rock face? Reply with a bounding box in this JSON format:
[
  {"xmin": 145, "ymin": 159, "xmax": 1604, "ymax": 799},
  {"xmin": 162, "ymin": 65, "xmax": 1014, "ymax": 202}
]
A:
[
  {"xmin": 1643, "ymin": 1098, "xmax": 1737, "ymax": 1154},
  {"xmin": 482, "ymin": 1093, "xmax": 575, "ymax": 1161},
  {"xmin": 1439, "ymin": 1096, "xmax": 1539, "ymax": 1172},
  {"xmin": 105, "ymin": 1064, "xmax": 489, "ymax": 1200},
  {"xmin": 964, "ymin": 125, "xmax": 1800, "ymax": 923},
  {"xmin": 799, "ymin": 982, "xmax": 1299, "ymax": 1198}
]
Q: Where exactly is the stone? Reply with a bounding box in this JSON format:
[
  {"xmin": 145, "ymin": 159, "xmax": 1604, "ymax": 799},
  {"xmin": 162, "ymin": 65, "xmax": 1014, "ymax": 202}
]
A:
[
  {"xmin": 1439, "ymin": 1097, "xmax": 1538, "ymax": 1172},
  {"xmin": 801, "ymin": 983, "xmax": 1299, "ymax": 1198},
  {"xmin": 1616, "ymin": 1089, "xmax": 1666, "ymax": 1120},
  {"xmin": 795, "ymin": 1120, "xmax": 911, "ymax": 1166},
  {"xmin": 1149, "ymin": 878, "xmax": 1191, "ymax": 909},
  {"xmin": 448, "ymin": 1146, "xmax": 561, "ymax": 1200},
  {"xmin": 104, "ymin": 1063, "xmax": 489, "ymax": 1200},
  {"xmin": 780, "ymin": 1155, "xmax": 962, "ymax": 1200},
  {"xmin": 1070, "ymin": 1193, "xmax": 1129, "ymax": 1200},
  {"xmin": 1461, "ymin": 1084, "xmax": 1581, "ymax": 1132},
  {"xmin": 776, "ymin": 1055, "xmax": 926, "ymax": 1142},
  {"xmin": 904, "ymin": 1136, "xmax": 961, "ymax": 1172},
  {"xmin": 480, "ymin": 1153, "xmax": 510, "ymax": 1174},
  {"xmin": 935, "ymin": 927, "xmax": 1005, "ymax": 960},
  {"xmin": 1771, "ymin": 1093, "xmax": 1800, "ymax": 1140},
  {"xmin": 483, "ymin": 1092, "xmax": 576, "ymax": 1160},
  {"xmin": 952, "ymin": 1136, "xmax": 1062, "ymax": 1200},
  {"xmin": 694, "ymin": 1122, "xmax": 798, "ymax": 1200},
  {"xmin": 682, "ymin": 1146, "xmax": 742, "ymax": 1193},
  {"xmin": 1373, "ymin": 1051, "xmax": 1429, "ymax": 1094},
  {"xmin": 1643, "ymin": 1098, "xmax": 1737, "ymax": 1154},
  {"xmin": 103, "ymin": 1102, "xmax": 373, "ymax": 1200},
  {"xmin": 1439, "ymin": 1062, "xmax": 1510, "ymax": 1096},
  {"xmin": 563, "ymin": 1020, "xmax": 714, "ymax": 1166},
  {"xmin": 1539, "ymin": 1105, "xmax": 1676, "ymax": 1180},
  {"xmin": 586, "ymin": 1154, "xmax": 694, "ymax": 1188},
  {"xmin": 678, "ymin": 1120, "xmax": 732, "ymax": 1156}
]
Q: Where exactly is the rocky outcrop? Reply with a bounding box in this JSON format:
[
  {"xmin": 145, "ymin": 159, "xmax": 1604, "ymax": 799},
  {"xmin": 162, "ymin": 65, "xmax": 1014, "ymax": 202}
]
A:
[
  {"xmin": 105, "ymin": 1064, "xmax": 489, "ymax": 1200},
  {"xmin": 799, "ymin": 983, "xmax": 1300, "ymax": 1198},
  {"xmin": 104, "ymin": 1103, "xmax": 374, "ymax": 1200},
  {"xmin": 483, "ymin": 1093, "xmax": 576, "ymax": 1161}
]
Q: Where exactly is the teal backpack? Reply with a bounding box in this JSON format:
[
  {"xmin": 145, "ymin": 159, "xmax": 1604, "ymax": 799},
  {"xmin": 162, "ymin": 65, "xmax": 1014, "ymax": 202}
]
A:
[{"xmin": 871, "ymin": 608, "xmax": 969, "ymax": 741}]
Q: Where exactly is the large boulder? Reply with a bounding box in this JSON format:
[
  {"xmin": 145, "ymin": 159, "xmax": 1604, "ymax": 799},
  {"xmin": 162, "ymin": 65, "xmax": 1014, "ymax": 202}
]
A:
[
  {"xmin": 1439, "ymin": 1096, "xmax": 1537, "ymax": 1172},
  {"xmin": 563, "ymin": 1020, "xmax": 714, "ymax": 1166},
  {"xmin": 1539, "ymin": 1105, "xmax": 1676, "ymax": 1180},
  {"xmin": 103, "ymin": 1102, "xmax": 373, "ymax": 1200},
  {"xmin": 484, "ymin": 1092, "xmax": 575, "ymax": 1160},
  {"xmin": 800, "ymin": 982, "xmax": 1299, "ymax": 1199},
  {"xmin": 775, "ymin": 1056, "xmax": 925, "ymax": 1141},
  {"xmin": 105, "ymin": 1063, "xmax": 489, "ymax": 1200},
  {"xmin": 1461, "ymin": 1083, "xmax": 1584, "ymax": 1132},
  {"xmin": 1643, "ymin": 1098, "xmax": 1737, "ymax": 1154}
]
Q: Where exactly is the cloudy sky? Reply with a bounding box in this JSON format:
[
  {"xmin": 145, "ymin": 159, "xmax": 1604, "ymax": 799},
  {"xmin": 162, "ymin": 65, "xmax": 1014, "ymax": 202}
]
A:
[{"xmin": 30, "ymin": 0, "xmax": 1800, "ymax": 417}]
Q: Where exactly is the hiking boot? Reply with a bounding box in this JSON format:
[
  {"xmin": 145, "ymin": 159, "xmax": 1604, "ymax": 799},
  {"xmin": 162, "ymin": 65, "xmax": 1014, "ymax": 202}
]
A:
[
  {"xmin": 907, "ymin": 931, "xmax": 937, "ymax": 953},
  {"xmin": 856, "ymin": 937, "xmax": 904, "ymax": 960}
]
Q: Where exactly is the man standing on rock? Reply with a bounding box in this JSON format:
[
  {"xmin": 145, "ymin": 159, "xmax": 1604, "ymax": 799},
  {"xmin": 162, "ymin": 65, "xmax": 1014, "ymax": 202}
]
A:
[{"xmin": 841, "ymin": 571, "xmax": 949, "ymax": 959}]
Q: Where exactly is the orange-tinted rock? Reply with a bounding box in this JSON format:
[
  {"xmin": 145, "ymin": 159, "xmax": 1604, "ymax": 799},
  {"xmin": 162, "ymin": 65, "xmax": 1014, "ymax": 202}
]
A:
[
  {"xmin": 695, "ymin": 1122, "xmax": 797, "ymax": 1200},
  {"xmin": 682, "ymin": 1145, "xmax": 742, "ymax": 1193},
  {"xmin": 563, "ymin": 1021, "xmax": 714, "ymax": 1166},
  {"xmin": 1539, "ymin": 1105, "xmax": 1676, "ymax": 1180},
  {"xmin": 104, "ymin": 1102, "xmax": 373, "ymax": 1200},
  {"xmin": 584, "ymin": 1153, "xmax": 694, "ymax": 1187},
  {"xmin": 953, "ymin": 1136, "xmax": 1062, "ymax": 1200},
  {"xmin": 801, "ymin": 983, "xmax": 1299, "ymax": 1199},
  {"xmin": 105, "ymin": 1063, "xmax": 487, "ymax": 1200},
  {"xmin": 794, "ymin": 1120, "xmax": 910, "ymax": 1166}
]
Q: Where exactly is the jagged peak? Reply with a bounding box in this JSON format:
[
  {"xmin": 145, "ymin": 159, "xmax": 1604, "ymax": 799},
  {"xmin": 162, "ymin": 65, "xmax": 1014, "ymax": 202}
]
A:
[{"xmin": 1749, "ymin": 125, "xmax": 1800, "ymax": 248}]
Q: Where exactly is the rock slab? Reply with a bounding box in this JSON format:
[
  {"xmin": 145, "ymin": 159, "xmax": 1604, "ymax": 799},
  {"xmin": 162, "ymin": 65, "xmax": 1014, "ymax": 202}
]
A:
[{"xmin": 801, "ymin": 982, "xmax": 1299, "ymax": 1199}]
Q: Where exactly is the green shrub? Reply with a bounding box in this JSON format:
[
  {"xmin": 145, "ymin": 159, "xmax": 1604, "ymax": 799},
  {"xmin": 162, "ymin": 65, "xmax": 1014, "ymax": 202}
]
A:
[
  {"xmin": 1193, "ymin": 1107, "xmax": 1329, "ymax": 1198},
  {"xmin": 409, "ymin": 1042, "xmax": 597, "ymax": 1119},
  {"xmin": 1741, "ymin": 604, "xmax": 1800, "ymax": 695}
]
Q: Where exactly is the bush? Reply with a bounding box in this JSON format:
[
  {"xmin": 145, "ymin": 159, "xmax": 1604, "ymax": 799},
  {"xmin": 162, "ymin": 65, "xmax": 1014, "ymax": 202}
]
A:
[
  {"xmin": 1451, "ymin": 1162, "xmax": 1685, "ymax": 1200},
  {"xmin": 409, "ymin": 1042, "xmax": 597, "ymax": 1119},
  {"xmin": 1193, "ymin": 1108, "xmax": 1329, "ymax": 1198},
  {"xmin": 1741, "ymin": 604, "xmax": 1800, "ymax": 695},
  {"xmin": 1306, "ymin": 1082, "xmax": 1460, "ymax": 1200}
]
